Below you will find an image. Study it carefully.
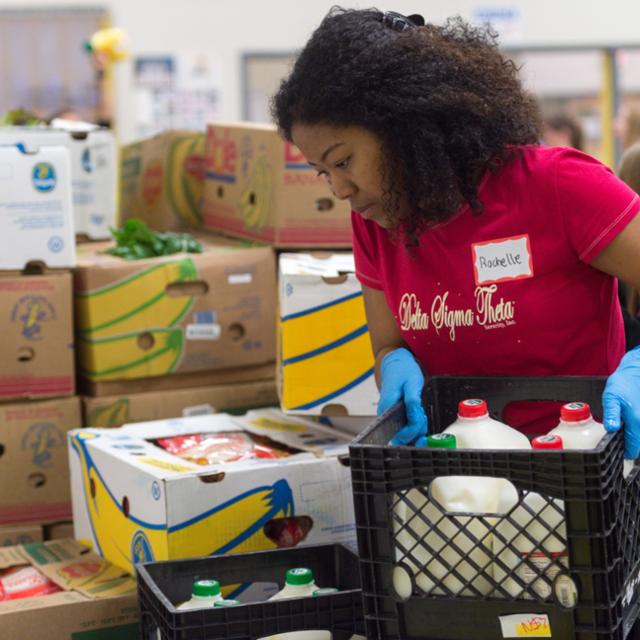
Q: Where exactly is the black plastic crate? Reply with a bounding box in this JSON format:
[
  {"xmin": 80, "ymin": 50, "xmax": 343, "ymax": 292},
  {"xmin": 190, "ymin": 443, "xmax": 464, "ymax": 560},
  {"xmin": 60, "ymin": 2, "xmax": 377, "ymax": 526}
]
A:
[
  {"xmin": 136, "ymin": 543, "xmax": 365, "ymax": 639},
  {"xmin": 349, "ymin": 376, "xmax": 640, "ymax": 640}
]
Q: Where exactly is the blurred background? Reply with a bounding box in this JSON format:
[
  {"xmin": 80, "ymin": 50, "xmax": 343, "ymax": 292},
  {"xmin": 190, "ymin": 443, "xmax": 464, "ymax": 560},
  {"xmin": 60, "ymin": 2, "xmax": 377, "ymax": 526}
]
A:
[{"xmin": 3, "ymin": 0, "xmax": 640, "ymax": 167}]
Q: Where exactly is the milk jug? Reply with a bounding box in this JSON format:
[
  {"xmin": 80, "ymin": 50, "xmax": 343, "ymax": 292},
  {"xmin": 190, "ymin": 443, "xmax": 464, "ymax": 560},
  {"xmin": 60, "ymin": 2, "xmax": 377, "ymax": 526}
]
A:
[
  {"xmin": 493, "ymin": 435, "xmax": 570, "ymax": 602},
  {"xmin": 548, "ymin": 402, "xmax": 605, "ymax": 448},
  {"xmin": 176, "ymin": 579, "xmax": 223, "ymax": 610},
  {"xmin": 260, "ymin": 569, "xmax": 329, "ymax": 640},
  {"xmin": 394, "ymin": 430, "xmax": 500, "ymax": 597}
]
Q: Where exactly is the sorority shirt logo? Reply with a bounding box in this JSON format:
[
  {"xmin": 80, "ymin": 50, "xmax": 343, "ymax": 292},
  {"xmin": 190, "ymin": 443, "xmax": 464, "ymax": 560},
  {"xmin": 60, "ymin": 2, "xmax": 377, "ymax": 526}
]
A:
[{"xmin": 398, "ymin": 286, "xmax": 516, "ymax": 341}]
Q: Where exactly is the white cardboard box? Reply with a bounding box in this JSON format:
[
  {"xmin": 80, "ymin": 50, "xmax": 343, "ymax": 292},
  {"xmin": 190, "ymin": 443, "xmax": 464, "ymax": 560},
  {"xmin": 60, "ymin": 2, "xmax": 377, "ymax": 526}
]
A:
[
  {"xmin": 69, "ymin": 408, "xmax": 356, "ymax": 573},
  {"xmin": 0, "ymin": 126, "xmax": 117, "ymax": 239},
  {"xmin": 279, "ymin": 253, "xmax": 379, "ymax": 416},
  {"xmin": 0, "ymin": 144, "xmax": 75, "ymax": 269}
]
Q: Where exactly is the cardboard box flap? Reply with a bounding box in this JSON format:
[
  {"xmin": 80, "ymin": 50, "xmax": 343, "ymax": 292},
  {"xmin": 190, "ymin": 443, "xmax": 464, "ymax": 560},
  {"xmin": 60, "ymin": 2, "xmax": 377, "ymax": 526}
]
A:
[
  {"xmin": 280, "ymin": 253, "xmax": 355, "ymax": 277},
  {"xmin": 0, "ymin": 589, "xmax": 88, "ymax": 614},
  {"xmin": 1, "ymin": 540, "xmax": 136, "ymax": 599}
]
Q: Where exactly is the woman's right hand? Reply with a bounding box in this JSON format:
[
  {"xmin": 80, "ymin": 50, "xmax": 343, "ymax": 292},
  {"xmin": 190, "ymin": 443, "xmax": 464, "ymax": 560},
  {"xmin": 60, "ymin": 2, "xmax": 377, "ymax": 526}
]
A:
[{"xmin": 377, "ymin": 347, "xmax": 428, "ymax": 445}]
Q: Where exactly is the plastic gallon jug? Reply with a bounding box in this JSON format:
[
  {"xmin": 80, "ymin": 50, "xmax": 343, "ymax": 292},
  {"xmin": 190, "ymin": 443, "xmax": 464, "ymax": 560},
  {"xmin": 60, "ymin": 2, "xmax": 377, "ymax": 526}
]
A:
[
  {"xmin": 393, "ymin": 432, "xmax": 501, "ymax": 598},
  {"xmin": 260, "ymin": 570, "xmax": 329, "ymax": 640},
  {"xmin": 176, "ymin": 579, "xmax": 223, "ymax": 610},
  {"xmin": 443, "ymin": 399, "xmax": 532, "ymax": 450},
  {"xmin": 493, "ymin": 435, "xmax": 573, "ymax": 604},
  {"xmin": 547, "ymin": 402, "xmax": 605, "ymax": 449}
]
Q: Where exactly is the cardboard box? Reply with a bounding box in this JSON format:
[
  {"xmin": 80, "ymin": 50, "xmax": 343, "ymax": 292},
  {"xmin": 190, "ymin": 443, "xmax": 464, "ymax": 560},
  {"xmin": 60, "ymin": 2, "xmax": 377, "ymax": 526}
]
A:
[
  {"xmin": 0, "ymin": 396, "xmax": 81, "ymax": 525},
  {"xmin": 120, "ymin": 130, "xmax": 205, "ymax": 231},
  {"xmin": 0, "ymin": 125, "xmax": 117, "ymax": 239},
  {"xmin": 0, "ymin": 271, "xmax": 75, "ymax": 401},
  {"xmin": 79, "ymin": 360, "xmax": 275, "ymax": 398},
  {"xmin": 69, "ymin": 409, "xmax": 355, "ymax": 573},
  {"xmin": 82, "ymin": 379, "xmax": 278, "ymax": 427},
  {"xmin": 0, "ymin": 523, "xmax": 43, "ymax": 546},
  {"xmin": 44, "ymin": 521, "xmax": 74, "ymax": 541},
  {"xmin": 74, "ymin": 234, "xmax": 276, "ymax": 384},
  {"xmin": 279, "ymin": 253, "xmax": 378, "ymax": 416},
  {"xmin": 201, "ymin": 122, "xmax": 351, "ymax": 247},
  {"xmin": 0, "ymin": 144, "xmax": 75, "ymax": 269},
  {"xmin": 0, "ymin": 539, "xmax": 138, "ymax": 639}
]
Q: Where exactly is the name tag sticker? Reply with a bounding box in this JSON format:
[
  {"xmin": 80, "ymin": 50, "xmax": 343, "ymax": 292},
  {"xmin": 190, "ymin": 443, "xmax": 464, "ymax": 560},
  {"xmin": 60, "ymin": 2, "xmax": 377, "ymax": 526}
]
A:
[
  {"xmin": 499, "ymin": 613, "xmax": 552, "ymax": 637},
  {"xmin": 472, "ymin": 234, "xmax": 533, "ymax": 286}
]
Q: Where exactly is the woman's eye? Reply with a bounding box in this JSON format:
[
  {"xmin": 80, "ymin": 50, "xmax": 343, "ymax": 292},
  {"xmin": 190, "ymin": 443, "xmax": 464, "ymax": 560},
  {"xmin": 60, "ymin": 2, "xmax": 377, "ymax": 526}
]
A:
[
  {"xmin": 316, "ymin": 170, "xmax": 328, "ymax": 178},
  {"xmin": 335, "ymin": 157, "xmax": 350, "ymax": 169}
]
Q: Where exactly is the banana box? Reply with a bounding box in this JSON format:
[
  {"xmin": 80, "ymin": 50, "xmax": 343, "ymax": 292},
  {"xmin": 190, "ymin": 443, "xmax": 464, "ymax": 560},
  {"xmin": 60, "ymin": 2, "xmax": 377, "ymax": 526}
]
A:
[
  {"xmin": 0, "ymin": 270, "xmax": 75, "ymax": 401},
  {"xmin": 120, "ymin": 130, "xmax": 205, "ymax": 231},
  {"xmin": 68, "ymin": 408, "xmax": 356, "ymax": 574},
  {"xmin": 74, "ymin": 234, "xmax": 276, "ymax": 384},
  {"xmin": 0, "ymin": 539, "xmax": 138, "ymax": 639},
  {"xmin": 0, "ymin": 125, "xmax": 116, "ymax": 239},
  {"xmin": 82, "ymin": 378, "xmax": 278, "ymax": 427},
  {"xmin": 201, "ymin": 122, "xmax": 351, "ymax": 247},
  {"xmin": 0, "ymin": 396, "xmax": 81, "ymax": 526},
  {"xmin": 279, "ymin": 253, "xmax": 379, "ymax": 416},
  {"xmin": 0, "ymin": 144, "xmax": 75, "ymax": 269}
]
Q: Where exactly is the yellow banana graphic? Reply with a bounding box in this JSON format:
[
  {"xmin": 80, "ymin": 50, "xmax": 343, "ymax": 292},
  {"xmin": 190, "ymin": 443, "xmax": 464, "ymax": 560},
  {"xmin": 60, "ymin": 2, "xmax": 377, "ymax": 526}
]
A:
[
  {"xmin": 76, "ymin": 258, "xmax": 198, "ymax": 339},
  {"xmin": 167, "ymin": 134, "xmax": 205, "ymax": 228},
  {"xmin": 86, "ymin": 399, "xmax": 130, "ymax": 428},
  {"xmin": 281, "ymin": 290, "xmax": 375, "ymax": 410},
  {"xmin": 240, "ymin": 156, "xmax": 272, "ymax": 230},
  {"xmin": 77, "ymin": 328, "xmax": 184, "ymax": 381},
  {"xmin": 70, "ymin": 432, "xmax": 295, "ymax": 574}
]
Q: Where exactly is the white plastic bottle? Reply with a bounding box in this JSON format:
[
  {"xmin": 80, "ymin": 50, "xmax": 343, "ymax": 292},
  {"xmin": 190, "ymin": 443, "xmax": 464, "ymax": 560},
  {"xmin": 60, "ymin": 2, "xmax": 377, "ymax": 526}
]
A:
[
  {"xmin": 547, "ymin": 402, "xmax": 605, "ymax": 449},
  {"xmin": 176, "ymin": 579, "xmax": 223, "ymax": 610},
  {"xmin": 493, "ymin": 435, "xmax": 572, "ymax": 603},
  {"xmin": 443, "ymin": 399, "xmax": 532, "ymax": 450},
  {"xmin": 260, "ymin": 569, "xmax": 330, "ymax": 640}
]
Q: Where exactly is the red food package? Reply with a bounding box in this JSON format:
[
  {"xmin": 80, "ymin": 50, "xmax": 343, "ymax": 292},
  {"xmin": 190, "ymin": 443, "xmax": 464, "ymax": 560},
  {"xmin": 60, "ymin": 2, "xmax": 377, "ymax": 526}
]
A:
[{"xmin": 0, "ymin": 566, "xmax": 62, "ymax": 601}]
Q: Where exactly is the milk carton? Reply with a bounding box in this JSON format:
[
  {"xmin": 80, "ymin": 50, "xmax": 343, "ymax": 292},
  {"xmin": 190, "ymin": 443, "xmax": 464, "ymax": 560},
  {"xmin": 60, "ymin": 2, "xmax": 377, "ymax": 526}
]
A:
[{"xmin": 176, "ymin": 579, "xmax": 223, "ymax": 610}]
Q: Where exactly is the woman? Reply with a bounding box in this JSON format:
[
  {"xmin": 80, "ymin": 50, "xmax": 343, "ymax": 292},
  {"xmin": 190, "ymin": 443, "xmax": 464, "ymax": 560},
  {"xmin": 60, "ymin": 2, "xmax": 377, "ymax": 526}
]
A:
[{"xmin": 272, "ymin": 8, "xmax": 640, "ymax": 457}]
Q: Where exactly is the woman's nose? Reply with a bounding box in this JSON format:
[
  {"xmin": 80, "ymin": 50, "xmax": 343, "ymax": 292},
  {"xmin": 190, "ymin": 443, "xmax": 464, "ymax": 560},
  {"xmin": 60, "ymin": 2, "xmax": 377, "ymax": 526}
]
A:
[{"xmin": 330, "ymin": 173, "xmax": 356, "ymax": 200}]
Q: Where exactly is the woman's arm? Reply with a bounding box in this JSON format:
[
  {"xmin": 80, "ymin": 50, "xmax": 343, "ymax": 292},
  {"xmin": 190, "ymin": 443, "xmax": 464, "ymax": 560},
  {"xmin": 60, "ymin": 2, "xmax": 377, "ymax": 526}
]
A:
[
  {"xmin": 591, "ymin": 214, "xmax": 640, "ymax": 287},
  {"xmin": 362, "ymin": 285, "xmax": 405, "ymax": 387}
]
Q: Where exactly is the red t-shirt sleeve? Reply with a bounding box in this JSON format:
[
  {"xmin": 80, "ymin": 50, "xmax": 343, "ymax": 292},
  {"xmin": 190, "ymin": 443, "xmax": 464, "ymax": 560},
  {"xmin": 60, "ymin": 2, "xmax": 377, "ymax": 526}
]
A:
[
  {"xmin": 554, "ymin": 148, "xmax": 640, "ymax": 263},
  {"xmin": 351, "ymin": 211, "xmax": 384, "ymax": 290}
]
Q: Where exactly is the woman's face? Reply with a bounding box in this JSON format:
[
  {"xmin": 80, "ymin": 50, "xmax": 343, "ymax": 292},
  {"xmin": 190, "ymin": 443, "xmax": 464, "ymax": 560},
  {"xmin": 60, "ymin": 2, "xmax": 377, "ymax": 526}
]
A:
[{"xmin": 291, "ymin": 123, "xmax": 393, "ymax": 228}]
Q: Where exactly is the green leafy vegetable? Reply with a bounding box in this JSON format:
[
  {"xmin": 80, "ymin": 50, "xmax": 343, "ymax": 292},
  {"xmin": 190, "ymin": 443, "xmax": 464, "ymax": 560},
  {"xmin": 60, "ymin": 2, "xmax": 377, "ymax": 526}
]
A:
[{"xmin": 106, "ymin": 218, "xmax": 203, "ymax": 260}]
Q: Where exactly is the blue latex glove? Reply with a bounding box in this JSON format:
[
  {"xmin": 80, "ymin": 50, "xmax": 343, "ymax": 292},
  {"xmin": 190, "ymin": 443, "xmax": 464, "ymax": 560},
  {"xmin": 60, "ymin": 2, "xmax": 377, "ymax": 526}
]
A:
[
  {"xmin": 603, "ymin": 346, "xmax": 640, "ymax": 459},
  {"xmin": 377, "ymin": 347, "xmax": 427, "ymax": 446}
]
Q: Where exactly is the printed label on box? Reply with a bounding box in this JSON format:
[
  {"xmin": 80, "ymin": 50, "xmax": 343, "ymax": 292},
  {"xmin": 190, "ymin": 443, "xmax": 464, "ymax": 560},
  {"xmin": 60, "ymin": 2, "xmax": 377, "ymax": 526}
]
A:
[{"xmin": 499, "ymin": 613, "xmax": 552, "ymax": 637}]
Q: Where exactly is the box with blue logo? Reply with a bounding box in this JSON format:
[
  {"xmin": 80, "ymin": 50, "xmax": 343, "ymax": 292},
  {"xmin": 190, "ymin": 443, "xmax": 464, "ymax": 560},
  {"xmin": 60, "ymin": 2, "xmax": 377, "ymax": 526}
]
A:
[
  {"xmin": 279, "ymin": 253, "xmax": 379, "ymax": 416},
  {"xmin": 201, "ymin": 122, "xmax": 351, "ymax": 247},
  {"xmin": 0, "ymin": 396, "xmax": 81, "ymax": 526},
  {"xmin": 68, "ymin": 408, "xmax": 356, "ymax": 574},
  {"xmin": 0, "ymin": 124, "xmax": 117, "ymax": 240},
  {"xmin": 0, "ymin": 270, "xmax": 74, "ymax": 401},
  {"xmin": 0, "ymin": 144, "xmax": 75, "ymax": 269}
]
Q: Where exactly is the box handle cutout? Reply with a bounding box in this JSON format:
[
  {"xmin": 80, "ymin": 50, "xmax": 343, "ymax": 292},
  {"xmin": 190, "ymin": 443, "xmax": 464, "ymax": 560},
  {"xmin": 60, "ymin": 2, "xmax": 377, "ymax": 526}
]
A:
[
  {"xmin": 17, "ymin": 347, "xmax": 35, "ymax": 362},
  {"xmin": 28, "ymin": 472, "xmax": 46, "ymax": 488},
  {"xmin": 198, "ymin": 472, "xmax": 226, "ymax": 483},
  {"xmin": 137, "ymin": 332, "xmax": 155, "ymax": 350},
  {"xmin": 229, "ymin": 323, "xmax": 245, "ymax": 341},
  {"xmin": 166, "ymin": 280, "xmax": 209, "ymax": 297},
  {"xmin": 264, "ymin": 516, "xmax": 313, "ymax": 547},
  {"xmin": 316, "ymin": 198, "xmax": 334, "ymax": 211},
  {"xmin": 122, "ymin": 496, "xmax": 130, "ymax": 517},
  {"xmin": 217, "ymin": 186, "xmax": 224, "ymax": 198}
]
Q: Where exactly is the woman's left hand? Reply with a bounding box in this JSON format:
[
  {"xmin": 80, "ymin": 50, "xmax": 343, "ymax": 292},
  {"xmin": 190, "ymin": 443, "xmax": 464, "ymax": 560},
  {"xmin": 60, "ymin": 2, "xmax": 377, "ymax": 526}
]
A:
[{"xmin": 603, "ymin": 346, "xmax": 640, "ymax": 459}]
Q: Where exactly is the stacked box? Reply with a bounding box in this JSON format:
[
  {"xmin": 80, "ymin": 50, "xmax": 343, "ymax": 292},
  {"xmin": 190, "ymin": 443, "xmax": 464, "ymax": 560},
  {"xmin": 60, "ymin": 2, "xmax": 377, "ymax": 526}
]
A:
[
  {"xmin": 201, "ymin": 122, "xmax": 351, "ymax": 247},
  {"xmin": 74, "ymin": 234, "xmax": 276, "ymax": 389},
  {"xmin": 120, "ymin": 130, "xmax": 205, "ymax": 231},
  {"xmin": 69, "ymin": 408, "xmax": 356, "ymax": 574},
  {"xmin": 0, "ymin": 396, "xmax": 81, "ymax": 525},
  {"xmin": 278, "ymin": 253, "xmax": 378, "ymax": 416},
  {"xmin": 0, "ymin": 125, "xmax": 117, "ymax": 239}
]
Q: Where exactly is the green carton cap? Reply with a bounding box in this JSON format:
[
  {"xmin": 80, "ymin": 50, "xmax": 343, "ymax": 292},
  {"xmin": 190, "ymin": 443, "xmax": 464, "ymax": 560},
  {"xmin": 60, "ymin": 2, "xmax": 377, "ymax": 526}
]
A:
[
  {"xmin": 192, "ymin": 580, "xmax": 221, "ymax": 597},
  {"xmin": 427, "ymin": 433, "xmax": 456, "ymax": 449},
  {"xmin": 286, "ymin": 568, "xmax": 313, "ymax": 586}
]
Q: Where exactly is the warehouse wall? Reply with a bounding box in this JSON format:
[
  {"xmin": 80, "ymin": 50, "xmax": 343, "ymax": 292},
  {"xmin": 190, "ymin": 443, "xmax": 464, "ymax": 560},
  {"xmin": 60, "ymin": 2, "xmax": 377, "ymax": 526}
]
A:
[{"xmin": 3, "ymin": 0, "xmax": 640, "ymax": 142}]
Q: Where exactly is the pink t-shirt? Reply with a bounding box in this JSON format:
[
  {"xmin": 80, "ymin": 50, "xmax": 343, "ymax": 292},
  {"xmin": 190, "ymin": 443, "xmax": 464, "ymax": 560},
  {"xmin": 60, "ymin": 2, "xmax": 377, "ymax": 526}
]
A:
[{"xmin": 353, "ymin": 146, "xmax": 640, "ymax": 434}]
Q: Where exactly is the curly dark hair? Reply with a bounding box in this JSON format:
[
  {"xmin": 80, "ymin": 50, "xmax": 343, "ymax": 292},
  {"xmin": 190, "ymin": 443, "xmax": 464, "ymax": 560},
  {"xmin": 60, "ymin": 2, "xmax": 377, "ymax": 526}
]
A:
[{"xmin": 272, "ymin": 7, "xmax": 541, "ymax": 244}]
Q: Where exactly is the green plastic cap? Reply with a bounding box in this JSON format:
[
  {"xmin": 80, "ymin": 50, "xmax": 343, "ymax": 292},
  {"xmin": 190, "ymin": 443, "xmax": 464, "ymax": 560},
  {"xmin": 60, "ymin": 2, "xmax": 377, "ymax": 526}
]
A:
[
  {"xmin": 214, "ymin": 599, "xmax": 241, "ymax": 607},
  {"xmin": 313, "ymin": 588, "xmax": 339, "ymax": 596},
  {"xmin": 192, "ymin": 579, "xmax": 221, "ymax": 597},
  {"xmin": 286, "ymin": 567, "xmax": 313, "ymax": 586},
  {"xmin": 427, "ymin": 433, "xmax": 456, "ymax": 449}
]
